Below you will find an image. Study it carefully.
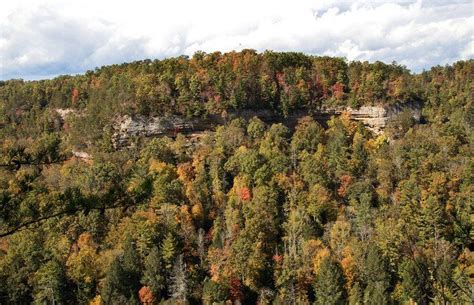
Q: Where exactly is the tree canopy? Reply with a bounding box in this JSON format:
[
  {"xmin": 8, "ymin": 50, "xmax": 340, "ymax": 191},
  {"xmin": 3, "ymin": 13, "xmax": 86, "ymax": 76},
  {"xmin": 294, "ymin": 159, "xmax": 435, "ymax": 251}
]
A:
[{"xmin": 0, "ymin": 51, "xmax": 472, "ymax": 304}]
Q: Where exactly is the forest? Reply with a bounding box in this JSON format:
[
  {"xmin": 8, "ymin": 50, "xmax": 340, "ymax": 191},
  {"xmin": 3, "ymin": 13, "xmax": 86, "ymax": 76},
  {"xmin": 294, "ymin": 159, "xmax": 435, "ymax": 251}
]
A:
[{"xmin": 0, "ymin": 50, "xmax": 472, "ymax": 304}]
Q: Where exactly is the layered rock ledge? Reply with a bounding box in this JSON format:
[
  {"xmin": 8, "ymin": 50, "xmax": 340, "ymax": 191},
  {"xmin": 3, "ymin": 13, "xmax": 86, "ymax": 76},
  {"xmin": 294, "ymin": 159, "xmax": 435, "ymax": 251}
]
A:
[{"xmin": 111, "ymin": 102, "xmax": 421, "ymax": 148}]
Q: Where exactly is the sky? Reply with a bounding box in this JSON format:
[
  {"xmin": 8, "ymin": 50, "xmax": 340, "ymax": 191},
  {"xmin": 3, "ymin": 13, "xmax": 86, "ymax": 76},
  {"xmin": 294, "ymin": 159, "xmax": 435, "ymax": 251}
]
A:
[{"xmin": 0, "ymin": 0, "xmax": 473, "ymax": 80}]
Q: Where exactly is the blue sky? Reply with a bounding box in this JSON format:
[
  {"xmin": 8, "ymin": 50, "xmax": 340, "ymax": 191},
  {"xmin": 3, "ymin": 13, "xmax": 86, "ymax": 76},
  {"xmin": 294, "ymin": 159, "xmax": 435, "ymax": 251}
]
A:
[{"xmin": 1, "ymin": 0, "xmax": 473, "ymax": 80}]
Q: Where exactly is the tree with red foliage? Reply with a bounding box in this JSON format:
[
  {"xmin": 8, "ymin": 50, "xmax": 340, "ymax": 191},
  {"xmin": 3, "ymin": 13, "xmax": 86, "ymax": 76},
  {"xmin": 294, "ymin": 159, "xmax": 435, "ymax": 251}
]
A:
[
  {"xmin": 240, "ymin": 187, "xmax": 251, "ymax": 201},
  {"xmin": 71, "ymin": 88, "xmax": 79, "ymax": 104},
  {"xmin": 229, "ymin": 277, "xmax": 244, "ymax": 303},
  {"xmin": 139, "ymin": 286, "xmax": 154, "ymax": 305},
  {"xmin": 332, "ymin": 82, "xmax": 345, "ymax": 100},
  {"xmin": 337, "ymin": 174, "xmax": 352, "ymax": 197}
]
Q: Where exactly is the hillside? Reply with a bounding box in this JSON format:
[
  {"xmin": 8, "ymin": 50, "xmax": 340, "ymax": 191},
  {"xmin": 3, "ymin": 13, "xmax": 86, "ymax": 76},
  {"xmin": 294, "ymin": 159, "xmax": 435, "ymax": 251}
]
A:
[{"xmin": 0, "ymin": 51, "xmax": 472, "ymax": 304}]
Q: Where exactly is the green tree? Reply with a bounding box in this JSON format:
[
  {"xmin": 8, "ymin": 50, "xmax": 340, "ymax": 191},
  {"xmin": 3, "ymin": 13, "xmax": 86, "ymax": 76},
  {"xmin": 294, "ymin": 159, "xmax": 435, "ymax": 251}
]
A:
[
  {"xmin": 122, "ymin": 236, "xmax": 141, "ymax": 298},
  {"xmin": 348, "ymin": 282, "xmax": 363, "ymax": 305},
  {"xmin": 363, "ymin": 245, "xmax": 391, "ymax": 305},
  {"xmin": 102, "ymin": 237, "xmax": 141, "ymax": 304},
  {"xmin": 313, "ymin": 257, "xmax": 347, "ymax": 305},
  {"xmin": 230, "ymin": 186, "xmax": 279, "ymax": 292},
  {"xmin": 349, "ymin": 132, "xmax": 367, "ymax": 178},
  {"xmin": 247, "ymin": 117, "xmax": 266, "ymax": 142},
  {"xmin": 325, "ymin": 116, "xmax": 351, "ymax": 181},
  {"xmin": 400, "ymin": 257, "xmax": 433, "ymax": 305},
  {"xmin": 141, "ymin": 247, "xmax": 165, "ymax": 300},
  {"xmin": 149, "ymin": 161, "xmax": 184, "ymax": 207},
  {"xmin": 259, "ymin": 123, "xmax": 290, "ymax": 174},
  {"xmin": 32, "ymin": 259, "xmax": 69, "ymax": 305},
  {"xmin": 161, "ymin": 232, "xmax": 177, "ymax": 271},
  {"xmin": 202, "ymin": 278, "xmax": 229, "ymax": 305},
  {"xmin": 291, "ymin": 116, "xmax": 324, "ymax": 156},
  {"xmin": 102, "ymin": 256, "xmax": 126, "ymax": 305}
]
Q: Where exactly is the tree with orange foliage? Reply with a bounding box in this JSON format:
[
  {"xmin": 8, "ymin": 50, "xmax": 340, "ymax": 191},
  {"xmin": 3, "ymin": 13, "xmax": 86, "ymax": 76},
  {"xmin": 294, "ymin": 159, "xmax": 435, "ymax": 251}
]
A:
[
  {"xmin": 71, "ymin": 88, "xmax": 79, "ymax": 104},
  {"xmin": 337, "ymin": 174, "xmax": 352, "ymax": 198},
  {"xmin": 138, "ymin": 286, "xmax": 154, "ymax": 305},
  {"xmin": 239, "ymin": 187, "xmax": 251, "ymax": 201},
  {"xmin": 332, "ymin": 82, "xmax": 345, "ymax": 100}
]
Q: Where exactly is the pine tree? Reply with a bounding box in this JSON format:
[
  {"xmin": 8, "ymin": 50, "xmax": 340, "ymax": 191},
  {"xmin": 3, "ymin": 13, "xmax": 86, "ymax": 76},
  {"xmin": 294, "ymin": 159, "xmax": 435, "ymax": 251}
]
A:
[
  {"xmin": 363, "ymin": 245, "xmax": 391, "ymax": 305},
  {"xmin": 313, "ymin": 257, "xmax": 347, "ymax": 305},
  {"xmin": 230, "ymin": 186, "xmax": 279, "ymax": 291},
  {"xmin": 349, "ymin": 132, "xmax": 367, "ymax": 177},
  {"xmin": 202, "ymin": 278, "xmax": 229, "ymax": 304},
  {"xmin": 364, "ymin": 281, "xmax": 389, "ymax": 305},
  {"xmin": 326, "ymin": 117, "xmax": 350, "ymax": 180},
  {"xmin": 348, "ymin": 282, "xmax": 363, "ymax": 305},
  {"xmin": 102, "ymin": 238, "xmax": 141, "ymax": 304},
  {"xmin": 161, "ymin": 232, "xmax": 176, "ymax": 271},
  {"xmin": 418, "ymin": 195, "xmax": 447, "ymax": 242},
  {"xmin": 122, "ymin": 235, "xmax": 141, "ymax": 298},
  {"xmin": 128, "ymin": 293, "xmax": 140, "ymax": 305},
  {"xmin": 101, "ymin": 256, "xmax": 125, "ymax": 305},
  {"xmin": 276, "ymin": 206, "xmax": 313, "ymax": 302},
  {"xmin": 247, "ymin": 116, "xmax": 266, "ymax": 141},
  {"xmin": 32, "ymin": 259, "xmax": 69, "ymax": 305},
  {"xmin": 400, "ymin": 258, "xmax": 433, "ymax": 305},
  {"xmin": 141, "ymin": 246, "xmax": 165, "ymax": 300}
]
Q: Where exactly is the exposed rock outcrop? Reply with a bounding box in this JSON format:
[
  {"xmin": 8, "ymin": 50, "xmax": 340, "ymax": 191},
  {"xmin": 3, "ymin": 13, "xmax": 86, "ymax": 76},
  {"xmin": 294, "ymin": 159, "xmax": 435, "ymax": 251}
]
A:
[
  {"xmin": 55, "ymin": 108, "xmax": 76, "ymax": 120},
  {"xmin": 72, "ymin": 150, "xmax": 92, "ymax": 160},
  {"xmin": 111, "ymin": 102, "xmax": 421, "ymax": 148},
  {"xmin": 314, "ymin": 102, "xmax": 421, "ymax": 133},
  {"xmin": 111, "ymin": 115, "xmax": 211, "ymax": 148}
]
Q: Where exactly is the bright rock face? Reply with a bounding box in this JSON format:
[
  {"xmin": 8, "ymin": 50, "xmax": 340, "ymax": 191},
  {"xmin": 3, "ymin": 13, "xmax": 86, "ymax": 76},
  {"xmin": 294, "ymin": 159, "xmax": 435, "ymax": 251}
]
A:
[
  {"xmin": 111, "ymin": 115, "xmax": 206, "ymax": 148},
  {"xmin": 315, "ymin": 102, "xmax": 421, "ymax": 134},
  {"xmin": 111, "ymin": 102, "xmax": 421, "ymax": 148}
]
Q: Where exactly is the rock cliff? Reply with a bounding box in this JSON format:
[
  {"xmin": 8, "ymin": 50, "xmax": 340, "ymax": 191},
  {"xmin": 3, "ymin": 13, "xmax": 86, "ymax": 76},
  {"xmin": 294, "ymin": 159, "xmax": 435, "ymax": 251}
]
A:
[
  {"xmin": 314, "ymin": 102, "xmax": 421, "ymax": 133},
  {"xmin": 111, "ymin": 102, "xmax": 421, "ymax": 148}
]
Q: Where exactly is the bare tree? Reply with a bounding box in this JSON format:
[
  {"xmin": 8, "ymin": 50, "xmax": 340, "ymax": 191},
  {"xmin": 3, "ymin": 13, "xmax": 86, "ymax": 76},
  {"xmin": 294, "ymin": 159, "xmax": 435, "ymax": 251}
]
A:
[{"xmin": 169, "ymin": 254, "xmax": 188, "ymax": 303}]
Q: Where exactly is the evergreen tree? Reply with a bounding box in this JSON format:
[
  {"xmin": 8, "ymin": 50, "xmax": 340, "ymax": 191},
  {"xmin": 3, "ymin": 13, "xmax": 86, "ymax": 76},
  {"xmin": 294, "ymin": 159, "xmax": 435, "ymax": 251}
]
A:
[
  {"xmin": 101, "ymin": 256, "xmax": 126, "ymax": 305},
  {"xmin": 276, "ymin": 206, "xmax": 313, "ymax": 303},
  {"xmin": 161, "ymin": 232, "xmax": 177, "ymax": 271},
  {"xmin": 349, "ymin": 132, "xmax": 367, "ymax": 178},
  {"xmin": 102, "ymin": 238, "xmax": 141, "ymax": 304},
  {"xmin": 32, "ymin": 259, "xmax": 70, "ymax": 305},
  {"xmin": 259, "ymin": 123, "xmax": 290, "ymax": 174},
  {"xmin": 247, "ymin": 116, "xmax": 266, "ymax": 141},
  {"xmin": 122, "ymin": 235, "xmax": 141, "ymax": 298},
  {"xmin": 313, "ymin": 257, "xmax": 347, "ymax": 305},
  {"xmin": 230, "ymin": 185, "xmax": 279, "ymax": 291},
  {"xmin": 141, "ymin": 246, "xmax": 165, "ymax": 300},
  {"xmin": 128, "ymin": 293, "xmax": 140, "ymax": 305},
  {"xmin": 348, "ymin": 282, "xmax": 363, "ymax": 305},
  {"xmin": 326, "ymin": 116, "xmax": 351, "ymax": 180},
  {"xmin": 202, "ymin": 278, "xmax": 229, "ymax": 304},
  {"xmin": 363, "ymin": 245, "xmax": 391, "ymax": 305},
  {"xmin": 400, "ymin": 258, "xmax": 433, "ymax": 305}
]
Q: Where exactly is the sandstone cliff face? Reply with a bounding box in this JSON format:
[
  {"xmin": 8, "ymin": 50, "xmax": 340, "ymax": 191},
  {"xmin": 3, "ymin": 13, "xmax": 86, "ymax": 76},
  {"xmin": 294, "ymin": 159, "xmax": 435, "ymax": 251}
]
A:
[
  {"xmin": 111, "ymin": 102, "xmax": 421, "ymax": 148},
  {"xmin": 315, "ymin": 102, "xmax": 421, "ymax": 133},
  {"xmin": 111, "ymin": 115, "xmax": 210, "ymax": 148}
]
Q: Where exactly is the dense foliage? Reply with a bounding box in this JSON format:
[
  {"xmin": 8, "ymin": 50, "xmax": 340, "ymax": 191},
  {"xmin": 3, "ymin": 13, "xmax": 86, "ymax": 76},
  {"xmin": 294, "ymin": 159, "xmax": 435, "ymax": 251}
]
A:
[
  {"xmin": 0, "ymin": 51, "xmax": 472, "ymax": 304},
  {"xmin": 0, "ymin": 50, "xmax": 421, "ymax": 148}
]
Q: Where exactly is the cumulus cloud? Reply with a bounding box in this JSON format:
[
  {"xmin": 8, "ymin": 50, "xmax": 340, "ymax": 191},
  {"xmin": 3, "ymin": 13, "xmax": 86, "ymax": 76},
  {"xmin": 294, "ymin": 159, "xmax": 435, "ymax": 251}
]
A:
[{"xmin": 0, "ymin": 0, "xmax": 472, "ymax": 79}]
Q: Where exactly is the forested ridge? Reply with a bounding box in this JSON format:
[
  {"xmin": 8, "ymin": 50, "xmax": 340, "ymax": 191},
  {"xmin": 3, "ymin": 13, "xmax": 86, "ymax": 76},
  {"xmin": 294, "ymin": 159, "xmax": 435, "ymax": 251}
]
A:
[{"xmin": 0, "ymin": 51, "xmax": 472, "ymax": 304}]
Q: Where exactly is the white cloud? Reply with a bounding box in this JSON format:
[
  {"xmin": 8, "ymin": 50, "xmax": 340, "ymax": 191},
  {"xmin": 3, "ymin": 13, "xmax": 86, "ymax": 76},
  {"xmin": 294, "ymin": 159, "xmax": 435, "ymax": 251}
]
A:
[{"xmin": 0, "ymin": 0, "xmax": 472, "ymax": 79}]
